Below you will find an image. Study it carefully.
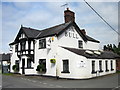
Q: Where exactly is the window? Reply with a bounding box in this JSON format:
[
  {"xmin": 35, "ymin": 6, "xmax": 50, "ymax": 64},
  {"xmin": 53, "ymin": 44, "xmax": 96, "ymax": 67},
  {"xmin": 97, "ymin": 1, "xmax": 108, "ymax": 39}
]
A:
[
  {"xmin": 39, "ymin": 59, "xmax": 46, "ymax": 72},
  {"xmin": 99, "ymin": 61, "xmax": 103, "ymax": 72},
  {"xmin": 21, "ymin": 42, "xmax": 26, "ymax": 50},
  {"xmin": 111, "ymin": 60, "xmax": 114, "ymax": 71},
  {"xmin": 28, "ymin": 41, "xmax": 31, "ymax": 49},
  {"xmin": 27, "ymin": 59, "xmax": 32, "ymax": 68},
  {"xmin": 105, "ymin": 61, "xmax": 109, "ymax": 72},
  {"xmin": 39, "ymin": 39, "xmax": 46, "ymax": 49},
  {"xmin": 78, "ymin": 40, "xmax": 83, "ymax": 48},
  {"xmin": 62, "ymin": 60, "xmax": 70, "ymax": 73},
  {"xmin": 92, "ymin": 61, "xmax": 96, "ymax": 74},
  {"xmin": 15, "ymin": 44, "xmax": 18, "ymax": 52}
]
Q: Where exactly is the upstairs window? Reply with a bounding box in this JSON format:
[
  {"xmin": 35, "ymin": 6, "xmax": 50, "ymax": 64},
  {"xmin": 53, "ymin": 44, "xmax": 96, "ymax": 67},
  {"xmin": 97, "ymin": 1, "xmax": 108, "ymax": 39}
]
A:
[
  {"xmin": 39, "ymin": 39, "xmax": 46, "ymax": 49},
  {"xmin": 78, "ymin": 40, "xmax": 83, "ymax": 48},
  {"xmin": 15, "ymin": 44, "xmax": 18, "ymax": 52},
  {"xmin": 21, "ymin": 42, "xmax": 26, "ymax": 50},
  {"xmin": 62, "ymin": 60, "xmax": 70, "ymax": 73}
]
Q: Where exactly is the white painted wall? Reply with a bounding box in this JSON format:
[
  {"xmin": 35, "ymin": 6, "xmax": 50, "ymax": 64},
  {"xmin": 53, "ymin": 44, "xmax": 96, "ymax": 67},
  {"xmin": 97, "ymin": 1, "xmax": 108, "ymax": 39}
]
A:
[
  {"xmin": 10, "ymin": 44, "xmax": 19, "ymax": 73},
  {"xmin": 58, "ymin": 26, "xmax": 100, "ymax": 50},
  {"xmin": 57, "ymin": 47, "xmax": 116, "ymax": 79},
  {"xmin": 10, "ymin": 25, "xmax": 116, "ymax": 79},
  {"xmin": 34, "ymin": 36, "xmax": 58, "ymax": 76}
]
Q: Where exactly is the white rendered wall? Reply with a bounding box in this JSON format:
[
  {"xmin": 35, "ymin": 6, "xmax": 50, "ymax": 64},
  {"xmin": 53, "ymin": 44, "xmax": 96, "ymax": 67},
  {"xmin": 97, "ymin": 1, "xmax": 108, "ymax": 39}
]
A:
[
  {"xmin": 34, "ymin": 36, "xmax": 58, "ymax": 76},
  {"xmin": 58, "ymin": 26, "xmax": 100, "ymax": 50},
  {"xmin": 57, "ymin": 47, "xmax": 116, "ymax": 79},
  {"xmin": 10, "ymin": 44, "xmax": 19, "ymax": 73},
  {"xmin": 89, "ymin": 59, "xmax": 116, "ymax": 78}
]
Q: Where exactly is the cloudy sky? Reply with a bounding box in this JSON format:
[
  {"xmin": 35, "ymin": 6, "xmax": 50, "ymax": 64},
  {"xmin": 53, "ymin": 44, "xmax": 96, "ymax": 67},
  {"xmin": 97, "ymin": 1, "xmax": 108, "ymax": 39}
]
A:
[{"xmin": 1, "ymin": 1, "xmax": 119, "ymax": 53}]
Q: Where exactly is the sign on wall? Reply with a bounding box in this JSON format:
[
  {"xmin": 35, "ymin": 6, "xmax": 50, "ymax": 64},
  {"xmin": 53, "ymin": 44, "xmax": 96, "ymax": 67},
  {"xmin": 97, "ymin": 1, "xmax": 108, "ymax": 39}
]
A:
[
  {"xmin": 77, "ymin": 61, "xmax": 86, "ymax": 68},
  {"xmin": 65, "ymin": 26, "xmax": 79, "ymax": 39}
]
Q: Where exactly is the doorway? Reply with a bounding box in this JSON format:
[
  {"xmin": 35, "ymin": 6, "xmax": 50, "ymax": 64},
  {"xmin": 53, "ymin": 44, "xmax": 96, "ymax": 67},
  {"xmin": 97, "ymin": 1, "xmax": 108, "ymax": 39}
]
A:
[{"xmin": 22, "ymin": 59, "xmax": 25, "ymax": 74}]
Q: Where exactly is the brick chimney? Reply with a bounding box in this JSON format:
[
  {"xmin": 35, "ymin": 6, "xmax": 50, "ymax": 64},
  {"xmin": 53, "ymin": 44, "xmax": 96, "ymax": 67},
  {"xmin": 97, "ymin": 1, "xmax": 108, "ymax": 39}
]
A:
[
  {"xmin": 64, "ymin": 8, "xmax": 75, "ymax": 23},
  {"xmin": 81, "ymin": 29, "xmax": 86, "ymax": 35}
]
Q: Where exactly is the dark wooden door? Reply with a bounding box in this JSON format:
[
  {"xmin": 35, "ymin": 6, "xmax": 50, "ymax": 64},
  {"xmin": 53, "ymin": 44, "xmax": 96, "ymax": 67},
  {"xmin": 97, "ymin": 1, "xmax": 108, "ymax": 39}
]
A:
[{"xmin": 22, "ymin": 59, "xmax": 25, "ymax": 74}]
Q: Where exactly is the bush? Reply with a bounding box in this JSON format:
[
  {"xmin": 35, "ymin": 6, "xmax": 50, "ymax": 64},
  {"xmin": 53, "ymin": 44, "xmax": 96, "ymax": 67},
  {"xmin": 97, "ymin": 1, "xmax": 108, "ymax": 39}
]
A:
[
  {"xmin": 12, "ymin": 65, "xmax": 18, "ymax": 71},
  {"xmin": 36, "ymin": 64, "xmax": 46, "ymax": 72}
]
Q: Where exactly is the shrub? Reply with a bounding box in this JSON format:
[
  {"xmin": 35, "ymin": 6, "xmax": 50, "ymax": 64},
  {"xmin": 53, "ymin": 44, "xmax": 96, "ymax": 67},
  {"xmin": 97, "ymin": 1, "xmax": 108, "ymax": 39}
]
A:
[
  {"xmin": 36, "ymin": 64, "xmax": 46, "ymax": 72},
  {"xmin": 12, "ymin": 65, "xmax": 18, "ymax": 71}
]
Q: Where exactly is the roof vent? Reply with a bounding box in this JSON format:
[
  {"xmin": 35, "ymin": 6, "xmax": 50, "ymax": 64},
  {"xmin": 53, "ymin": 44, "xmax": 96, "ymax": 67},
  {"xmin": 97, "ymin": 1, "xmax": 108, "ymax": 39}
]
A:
[
  {"xmin": 94, "ymin": 51, "xmax": 101, "ymax": 55},
  {"xmin": 85, "ymin": 50, "xmax": 94, "ymax": 55}
]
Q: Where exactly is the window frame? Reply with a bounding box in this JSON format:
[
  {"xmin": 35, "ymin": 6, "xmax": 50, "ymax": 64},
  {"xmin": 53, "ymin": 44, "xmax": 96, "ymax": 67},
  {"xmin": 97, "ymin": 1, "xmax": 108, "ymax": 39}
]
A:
[
  {"xmin": 99, "ymin": 61, "xmax": 103, "ymax": 73},
  {"xmin": 39, "ymin": 39, "xmax": 46, "ymax": 49},
  {"xmin": 105, "ymin": 60, "xmax": 109, "ymax": 72},
  {"xmin": 21, "ymin": 41, "xmax": 26, "ymax": 50},
  {"xmin": 38, "ymin": 59, "xmax": 46, "ymax": 72},
  {"xmin": 15, "ymin": 44, "xmax": 18, "ymax": 52},
  {"xmin": 61, "ymin": 59, "xmax": 70, "ymax": 73},
  {"xmin": 91, "ymin": 61, "xmax": 96, "ymax": 74},
  {"xmin": 27, "ymin": 59, "xmax": 32, "ymax": 68},
  {"xmin": 111, "ymin": 60, "xmax": 114, "ymax": 71},
  {"xmin": 78, "ymin": 40, "xmax": 83, "ymax": 48}
]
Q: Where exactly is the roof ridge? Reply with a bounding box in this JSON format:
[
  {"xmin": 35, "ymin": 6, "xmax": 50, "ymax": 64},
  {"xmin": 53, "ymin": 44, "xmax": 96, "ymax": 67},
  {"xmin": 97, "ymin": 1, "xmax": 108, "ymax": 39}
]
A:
[
  {"xmin": 40, "ymin": 22, "xmax": 71, "ymax": 32},
  {"xmin": 22, "ymin": 26, "xmax": 41, "ymax": 32}
]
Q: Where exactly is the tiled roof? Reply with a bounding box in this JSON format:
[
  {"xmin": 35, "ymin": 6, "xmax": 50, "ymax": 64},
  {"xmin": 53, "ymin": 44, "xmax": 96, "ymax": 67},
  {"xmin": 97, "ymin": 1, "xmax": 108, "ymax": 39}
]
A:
[
  {"xmin": 22, "ymin": 27, "xmax": 40, "ymax": 38},
  {"xmin": 61, "ymin": 46, "xmax": 120, "ymax": 59},
  {"xmin": 9, "ymin": 21, "xmax": 100, "ymax": 45}
]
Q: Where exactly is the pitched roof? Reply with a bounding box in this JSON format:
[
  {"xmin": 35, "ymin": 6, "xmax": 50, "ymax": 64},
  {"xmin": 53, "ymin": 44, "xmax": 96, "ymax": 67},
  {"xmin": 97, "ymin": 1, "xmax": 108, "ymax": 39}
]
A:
[
  {"xmin": 22, "ymin": 27, "xmax": 40, "ymax": 38},
  {"xmin": 9, "ymin": 21, "xmax": 99, "ymax": 45},
  {"xmin": 0, "ymin": 53, "xmax": 11, "ymax": 61},
  {"xmin": 37, "ymin": 21, "xmax": 71, "ymax": 38},
  {"xmin": 61, "ymin": 46, "xmax": 120, "ymax": 59}
]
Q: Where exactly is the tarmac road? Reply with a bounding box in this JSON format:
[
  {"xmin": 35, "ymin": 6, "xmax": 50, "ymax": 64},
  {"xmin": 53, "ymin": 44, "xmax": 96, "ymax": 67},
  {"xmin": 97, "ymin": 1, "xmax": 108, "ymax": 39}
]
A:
[{"xmin": 2, "ymin": 73, "xmax": 120, "ymax": 89}]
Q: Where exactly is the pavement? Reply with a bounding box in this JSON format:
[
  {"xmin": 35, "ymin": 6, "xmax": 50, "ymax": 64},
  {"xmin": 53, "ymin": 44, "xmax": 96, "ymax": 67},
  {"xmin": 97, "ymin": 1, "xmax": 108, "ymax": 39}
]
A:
[{"xmin": 2, "ymin": 73, "xmax": 120, "ymax": 89}]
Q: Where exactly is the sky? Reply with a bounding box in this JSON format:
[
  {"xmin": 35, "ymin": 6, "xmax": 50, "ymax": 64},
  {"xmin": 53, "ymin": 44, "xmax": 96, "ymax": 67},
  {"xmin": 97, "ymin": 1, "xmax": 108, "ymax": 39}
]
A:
[{"xmin": 1, "ymin": 1, "xmax": 119, "ymax": 53}]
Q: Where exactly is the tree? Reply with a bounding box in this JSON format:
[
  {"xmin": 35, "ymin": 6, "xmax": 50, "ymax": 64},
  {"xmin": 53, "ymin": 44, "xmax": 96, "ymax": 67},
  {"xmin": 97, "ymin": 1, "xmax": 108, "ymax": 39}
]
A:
[{"xmin": 103, "ymin": 45, "xmax": 107, "ymax": 51}]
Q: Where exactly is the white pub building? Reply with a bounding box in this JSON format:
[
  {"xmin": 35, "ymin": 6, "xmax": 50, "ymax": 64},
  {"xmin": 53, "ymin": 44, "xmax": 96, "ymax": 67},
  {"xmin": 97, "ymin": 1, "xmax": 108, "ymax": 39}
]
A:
[{"xmin": 9, "ymin": 8, "xmax": 119, "ymax": 79}]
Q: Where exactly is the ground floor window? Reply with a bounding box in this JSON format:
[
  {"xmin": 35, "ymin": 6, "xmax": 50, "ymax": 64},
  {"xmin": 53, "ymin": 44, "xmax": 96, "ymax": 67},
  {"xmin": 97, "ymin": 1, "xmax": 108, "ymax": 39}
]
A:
[
  {"xmin": 61, "ymin": 60, "xmax": 70, "ymax": 73},
  {"xmin": 27, "ymin": 59, "xmax": 32, "ymax": 68},
  {"xmin": 105, "ymin": 61, "xmax": 109, "ymax": 72},
  {"xmin": 99, "ymin": 61, "xmax": 103, "ymax": 73},
  {"xmin": 37, "ymin": 59, "xmax": 46, "ymax": 72},
  {"xmin": 111, "ymin": 60, "xmax": 114, "ymax": 71},
  {"xmin": 92, "ymin": 61, "xmax": 96, "ymax": 74}
]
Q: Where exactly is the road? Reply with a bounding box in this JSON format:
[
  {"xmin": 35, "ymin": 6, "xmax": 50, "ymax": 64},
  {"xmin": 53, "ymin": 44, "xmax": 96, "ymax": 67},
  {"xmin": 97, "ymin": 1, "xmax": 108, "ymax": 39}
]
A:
[{"xmin": 2, "ymin": 73, "xmax": 120, "ymax": 89}]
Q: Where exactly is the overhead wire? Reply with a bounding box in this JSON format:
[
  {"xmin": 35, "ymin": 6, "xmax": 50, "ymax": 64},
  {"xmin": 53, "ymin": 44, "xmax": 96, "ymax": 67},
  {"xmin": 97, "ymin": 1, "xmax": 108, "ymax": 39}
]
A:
[{"xmin": 83, "ymin": 0, "xmax": 120, "ymax": 35}]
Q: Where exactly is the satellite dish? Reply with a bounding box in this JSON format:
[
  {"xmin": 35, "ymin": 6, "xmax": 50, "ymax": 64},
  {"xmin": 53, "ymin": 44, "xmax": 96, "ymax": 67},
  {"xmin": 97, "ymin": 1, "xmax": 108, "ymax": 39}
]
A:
[{"xmin": 85, "ymin": 50, "xmax": 94, "ymax": 55}]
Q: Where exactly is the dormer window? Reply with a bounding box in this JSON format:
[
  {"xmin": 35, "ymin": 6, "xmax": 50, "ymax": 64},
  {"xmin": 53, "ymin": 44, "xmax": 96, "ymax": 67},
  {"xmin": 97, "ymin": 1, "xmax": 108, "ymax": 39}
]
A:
[
  {"xmin": 39, "ymin": 39, "xmax": 46, "ymax": 49},
  {"xmin": 78, "ymin": 40, "xmax": 83, "ymax": 48}
]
